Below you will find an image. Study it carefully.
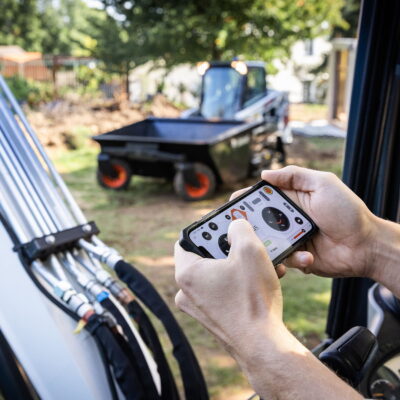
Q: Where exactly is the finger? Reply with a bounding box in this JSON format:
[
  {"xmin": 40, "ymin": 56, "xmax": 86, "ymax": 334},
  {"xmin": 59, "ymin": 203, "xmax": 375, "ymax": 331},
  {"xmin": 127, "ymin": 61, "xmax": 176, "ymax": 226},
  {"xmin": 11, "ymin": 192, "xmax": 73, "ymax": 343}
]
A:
[
  {"xmin": 175, "ymin": 290, "xmax": 200, "ymax": 318},
  {"xmin": 174, "ymin": 241, "xmax": 204, "ymax": 266},
  {"xmin": 284, "ymin": 251, "xmax": 314, "ymax": 269},
  {"xmin": 175, "ymin": 289, "xmax": 210, "ymax": 323},
  {"xmin": 227, "ymin": 218, "xmax": 263, "ymax": 252},
  {"xmin": 174, "ymin": 241, "xmax": 207, "ymax": 289},
  {"xmin": 227, "ymin": 219, "xmax": 272, "ymax": 272},
  {"xmin": 229, "ymin": 187, "xmax": 251, "ymax": 201},
  {"xmin": 175, "ymin": 289, "xmax": 188, "ymax": 311},
  {"xmin": 275, "ymin": 264, "xmax": 286, "ymax": 278},
  {"xmin": 261, "ymin": 165, "xmax": 319, "ymax": 192}
]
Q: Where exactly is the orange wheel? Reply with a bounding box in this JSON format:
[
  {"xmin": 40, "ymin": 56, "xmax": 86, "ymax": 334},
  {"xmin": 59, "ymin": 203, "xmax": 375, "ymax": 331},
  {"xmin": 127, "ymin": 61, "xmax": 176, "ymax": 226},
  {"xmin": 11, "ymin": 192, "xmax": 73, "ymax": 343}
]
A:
[
  {"xmin": 97, "ymin": 159, "xmax": 131, "ymax": 190},
  {"xmin": 174, "ymin": 163, "xmax": 216, "ymax": 201},
  {"xmin": 184, "ymin": 173, "xmax": 211, "ymax": 199}
]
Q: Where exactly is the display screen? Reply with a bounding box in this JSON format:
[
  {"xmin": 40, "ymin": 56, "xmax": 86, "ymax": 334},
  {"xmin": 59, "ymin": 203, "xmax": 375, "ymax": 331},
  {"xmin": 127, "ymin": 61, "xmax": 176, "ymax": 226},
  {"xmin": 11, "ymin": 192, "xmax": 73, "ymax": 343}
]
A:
[{"xmin": 189, "ymin": 184, "xmax": 314, "ymax": 262}]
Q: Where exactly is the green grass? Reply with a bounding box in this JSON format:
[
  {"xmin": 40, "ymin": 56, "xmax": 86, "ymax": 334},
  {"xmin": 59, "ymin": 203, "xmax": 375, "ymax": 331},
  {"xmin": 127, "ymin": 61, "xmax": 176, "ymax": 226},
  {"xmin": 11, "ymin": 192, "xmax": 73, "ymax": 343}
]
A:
[
  {"xmin": 51, "ymin": 135, "xmax": 343, "ymax": 398},
  {"xmin": 305, "ymin": 137, "xmax": 345, "ymax": 176},
  {"xmin": 288, "ymin": 136, "xmax": 345, "ymax": 177},
  {"xmin": 282, "ymin": 270, "xmax": 332, "ymax": 340}
]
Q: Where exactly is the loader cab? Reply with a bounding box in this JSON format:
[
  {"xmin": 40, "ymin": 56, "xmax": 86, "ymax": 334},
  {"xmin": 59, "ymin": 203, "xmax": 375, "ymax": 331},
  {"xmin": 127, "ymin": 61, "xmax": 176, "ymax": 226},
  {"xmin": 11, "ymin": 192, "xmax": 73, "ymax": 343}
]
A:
[{"xmin": 197, "ymin": 61, "xmax": 267, "ymax": 119}]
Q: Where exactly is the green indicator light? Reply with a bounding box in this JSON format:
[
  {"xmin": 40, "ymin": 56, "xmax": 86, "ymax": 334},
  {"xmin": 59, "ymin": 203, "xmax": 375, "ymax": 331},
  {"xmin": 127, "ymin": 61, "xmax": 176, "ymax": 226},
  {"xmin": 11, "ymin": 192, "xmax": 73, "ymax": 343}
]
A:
[{"xmin": 264, "ymin": 240, "xmax": 272, "ymax": 247}]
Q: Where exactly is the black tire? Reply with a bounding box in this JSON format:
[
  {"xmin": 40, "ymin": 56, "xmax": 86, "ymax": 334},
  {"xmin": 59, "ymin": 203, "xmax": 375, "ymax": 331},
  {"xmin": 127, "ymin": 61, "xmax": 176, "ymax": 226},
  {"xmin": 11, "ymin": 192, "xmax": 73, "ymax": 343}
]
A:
[
  {"xmin": 97, "ymin": 159, "xmax": 132, "ymax": 190},
  {"xmin": 173, "ymin": 163, "xmax": 216, "ymax": 201}
]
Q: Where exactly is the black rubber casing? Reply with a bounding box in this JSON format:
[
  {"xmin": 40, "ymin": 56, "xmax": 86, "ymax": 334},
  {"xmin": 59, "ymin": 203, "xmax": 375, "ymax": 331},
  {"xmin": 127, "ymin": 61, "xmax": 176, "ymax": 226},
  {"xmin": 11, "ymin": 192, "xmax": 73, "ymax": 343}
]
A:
[{"xmin": 180, "ymin": 180, "xmax": 318, "ymax": 266}]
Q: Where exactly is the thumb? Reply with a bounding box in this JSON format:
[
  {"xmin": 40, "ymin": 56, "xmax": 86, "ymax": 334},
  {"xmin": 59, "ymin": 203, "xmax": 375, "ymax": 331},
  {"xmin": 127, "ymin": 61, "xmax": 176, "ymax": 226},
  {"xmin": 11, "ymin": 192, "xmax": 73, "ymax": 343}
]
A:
[
  {"xmin": 261, "ymin": 165, "xmax": 318, "ymax": 192},
  {"xmin": 227, "ymin": 219, "xmax": 279, "ymax": 286},
  {"xmin": 227, "ymin": 219, "xmax": 266, "ymax": 259}
]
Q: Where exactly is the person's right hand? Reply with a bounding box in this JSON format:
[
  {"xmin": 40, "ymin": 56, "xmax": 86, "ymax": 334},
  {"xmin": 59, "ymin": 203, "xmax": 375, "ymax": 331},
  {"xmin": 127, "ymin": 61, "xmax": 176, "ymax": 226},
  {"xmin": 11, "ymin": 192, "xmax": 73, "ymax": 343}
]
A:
[{"xmin": 259, "ymin": 166, "xmax": 379, "ymax": 279}]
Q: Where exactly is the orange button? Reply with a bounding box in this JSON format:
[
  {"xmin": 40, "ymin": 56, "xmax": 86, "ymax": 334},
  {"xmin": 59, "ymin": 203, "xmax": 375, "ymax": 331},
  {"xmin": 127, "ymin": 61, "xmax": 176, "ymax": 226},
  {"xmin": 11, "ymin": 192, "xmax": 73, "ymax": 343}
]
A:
[
  {"xmin": 230, "ymin": 208, "xmax": 248, "ymax": 221},
  {"xmin": 264, "ymin": 187, "xmax": 273, "ymax": 195}
]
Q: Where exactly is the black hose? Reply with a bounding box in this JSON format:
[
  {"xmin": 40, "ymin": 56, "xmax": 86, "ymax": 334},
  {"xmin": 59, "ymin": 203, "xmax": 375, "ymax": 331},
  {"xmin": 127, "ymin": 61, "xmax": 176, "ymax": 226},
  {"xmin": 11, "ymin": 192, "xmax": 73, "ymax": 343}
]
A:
[
  {"xmin": 128, "ymin": 299, "xmax": 179, "ymax": 400},
  {"xmin": 86, "ymin": 313, "xmax": 149, "ymax": 400},
  {"xmin": 0, "ymin": 329, "xmax": 39, "ymax": 400},
  {"xmin": 93, "ymin": 333, "xmax": 120, "ymax": 400},
  {"xmin": 0, "ymin": 213, "xmax": 120, "ymax": 400},
  {"xmin": 114, "ymin": 260, "xmax": 209, "ymax": 400},
  {"xmin": 101, "ymin": 297, "xmax": 160, "ymax": 399}
]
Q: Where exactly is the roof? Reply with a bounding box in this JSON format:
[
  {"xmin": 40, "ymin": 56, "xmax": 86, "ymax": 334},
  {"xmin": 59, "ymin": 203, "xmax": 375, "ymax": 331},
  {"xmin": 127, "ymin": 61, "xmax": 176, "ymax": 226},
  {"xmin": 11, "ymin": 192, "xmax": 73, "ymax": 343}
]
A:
[
  {"xmin": 0, "ymin": 46, "xmax": 42, "ymax": 64},
  {"xmin": 0, "ymin": 46, "xmax": 25, "ymax": 55}
]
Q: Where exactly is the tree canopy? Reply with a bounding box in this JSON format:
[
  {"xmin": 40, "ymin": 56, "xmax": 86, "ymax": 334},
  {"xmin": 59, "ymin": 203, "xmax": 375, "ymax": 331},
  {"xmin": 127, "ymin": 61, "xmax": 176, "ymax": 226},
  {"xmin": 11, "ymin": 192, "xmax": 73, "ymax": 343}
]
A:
[
  {"xmin": 0, "ymin": 0, "xmax": 102, "ymax": 55},
  {"xmin": 100, "ymin": 0, "xmax": 347, "ymax": 66},
  {"xmin": 0, "ymin": 0, "xmax": 43, "ymax": 51},
  {"xmin": 0, "ymin": 0, "xmax": 359, "ymax": 81}
]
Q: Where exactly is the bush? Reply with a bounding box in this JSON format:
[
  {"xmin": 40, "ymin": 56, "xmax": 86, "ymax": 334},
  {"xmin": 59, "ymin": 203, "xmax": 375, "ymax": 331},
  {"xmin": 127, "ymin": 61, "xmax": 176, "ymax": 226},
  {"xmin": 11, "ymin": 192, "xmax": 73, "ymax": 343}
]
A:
[
  {"xmin": 64, "ymin": 125, "xmax": 92, "ymax": 150},
  {"xmin": 76, "ymin": 65, "xmax": 111, "ymax": 95},
  {"xmin": 5, "ymin": 76, "xmax": 53, "ymax": 107}
]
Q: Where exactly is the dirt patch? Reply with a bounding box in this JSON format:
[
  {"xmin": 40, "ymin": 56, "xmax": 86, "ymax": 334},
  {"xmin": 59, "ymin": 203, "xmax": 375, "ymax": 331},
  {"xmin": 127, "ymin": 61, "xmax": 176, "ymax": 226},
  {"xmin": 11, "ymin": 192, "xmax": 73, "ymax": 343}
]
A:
[{"xmin": 27, "ymin": 94, "xmax": 181, "ymax": 153}]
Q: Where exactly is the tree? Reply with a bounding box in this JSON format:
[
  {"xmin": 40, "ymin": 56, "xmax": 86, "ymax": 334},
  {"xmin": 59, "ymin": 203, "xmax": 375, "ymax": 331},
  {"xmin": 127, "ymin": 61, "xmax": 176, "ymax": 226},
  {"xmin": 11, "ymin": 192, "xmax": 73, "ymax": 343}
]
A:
[
  {"xmin": 100, "ymin": 0, "xmax": 346, "ymax": 66},
  {"xmin": 0, "ymin": 0, "xmax": 44, "ymax": 51},
  {"xmin": 0, "ymin": 0, "xmax": 104, "ymax": 55},
  {"xmin": 332, "ymin": 0, "xmax": 361, "ymax": 38},
  {"xmin": 38, "ymin": 0, "xmax": 102, "ymax": 55},
  {"xmin": 87, "ymin": 12, "xmax": 148, "ymax": 95}
]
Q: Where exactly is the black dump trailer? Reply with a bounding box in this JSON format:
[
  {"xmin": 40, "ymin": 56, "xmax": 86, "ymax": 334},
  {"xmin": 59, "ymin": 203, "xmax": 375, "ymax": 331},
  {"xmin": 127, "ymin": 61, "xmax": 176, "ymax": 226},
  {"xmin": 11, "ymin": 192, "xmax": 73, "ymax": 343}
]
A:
[{"xmin": 93, "ymin": 117, "xmax": 273, "ymax": 200}]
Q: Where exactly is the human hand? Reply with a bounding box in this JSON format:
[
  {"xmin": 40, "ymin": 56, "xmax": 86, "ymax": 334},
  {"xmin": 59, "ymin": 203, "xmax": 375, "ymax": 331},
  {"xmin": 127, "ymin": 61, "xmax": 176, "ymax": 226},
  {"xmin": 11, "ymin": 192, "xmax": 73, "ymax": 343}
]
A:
[
  {"xmin": 174, "ymin": 218, "xmax": 287, "ymax": 358},
  {"xmin": 258, "ymin": 166, "xmax": 378, "ymax": 279}
]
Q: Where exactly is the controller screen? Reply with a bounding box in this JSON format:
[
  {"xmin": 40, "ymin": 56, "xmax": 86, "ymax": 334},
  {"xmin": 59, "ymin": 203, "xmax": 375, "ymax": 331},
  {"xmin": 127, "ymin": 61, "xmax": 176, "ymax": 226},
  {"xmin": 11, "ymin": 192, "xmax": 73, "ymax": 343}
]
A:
[{"xmin": 189, "ymin": 184, "xmax": 313, "ymax": 261}]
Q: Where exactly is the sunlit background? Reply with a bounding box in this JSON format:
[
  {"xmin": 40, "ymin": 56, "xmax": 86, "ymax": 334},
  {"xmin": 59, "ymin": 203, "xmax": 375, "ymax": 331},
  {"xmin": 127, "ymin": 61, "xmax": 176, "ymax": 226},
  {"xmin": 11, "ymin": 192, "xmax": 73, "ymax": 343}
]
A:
[{"xmin": 0, "ymin": 0, "xmax": 359, "ymax": 398}]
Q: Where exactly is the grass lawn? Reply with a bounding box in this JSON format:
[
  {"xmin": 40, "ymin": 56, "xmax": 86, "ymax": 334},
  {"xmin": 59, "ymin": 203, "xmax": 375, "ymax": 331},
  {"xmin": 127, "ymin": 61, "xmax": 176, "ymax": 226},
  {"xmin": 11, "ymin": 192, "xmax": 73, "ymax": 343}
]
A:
[{"xmin": 52, "ymin": 132, "xmax": 345, "ymax": 399}]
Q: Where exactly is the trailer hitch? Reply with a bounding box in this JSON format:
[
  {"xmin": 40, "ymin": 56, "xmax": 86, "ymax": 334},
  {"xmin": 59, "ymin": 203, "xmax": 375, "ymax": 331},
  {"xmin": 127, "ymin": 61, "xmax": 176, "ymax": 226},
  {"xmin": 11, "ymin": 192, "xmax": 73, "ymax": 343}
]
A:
[{"xmin": 175, "ymin": 162, "xmax": 201, "ymax": 188}]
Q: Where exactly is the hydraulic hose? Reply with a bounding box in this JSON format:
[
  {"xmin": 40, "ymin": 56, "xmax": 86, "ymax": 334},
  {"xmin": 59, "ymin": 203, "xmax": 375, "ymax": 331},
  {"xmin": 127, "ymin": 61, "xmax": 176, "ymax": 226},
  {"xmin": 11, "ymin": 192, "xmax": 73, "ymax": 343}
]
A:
[
  {"xmin": 114, "ymin": 260, "xmax": 209, "ymax": 400},
  {"xmin": 0, "ymin": 78, "xmax": 163, "ymax": 400},
  {"xmin": 101, "ymin": 297, "xmax": 160, "ymax": 399},
  {"xmin": 128, "ymin": 300, "xmax": 179, "ymax": 400},
  {"xmin": 85, "ymin": 313, "xmax": 148, "ymax": 400},
  {"xmin": 0, "ymin": 329, "xmax": 39, "ymax": 400},
  {"xmin": 0, "ymin": 212, "xmax": 121, "ymax": 400}
]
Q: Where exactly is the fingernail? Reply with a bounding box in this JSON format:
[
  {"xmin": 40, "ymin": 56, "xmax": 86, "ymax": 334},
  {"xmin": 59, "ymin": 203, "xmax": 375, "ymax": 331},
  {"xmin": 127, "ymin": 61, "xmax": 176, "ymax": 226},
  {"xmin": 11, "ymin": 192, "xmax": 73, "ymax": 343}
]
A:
[{"xmin": 299, "ymin": 253, "xmax": 310, "ymax": 266}]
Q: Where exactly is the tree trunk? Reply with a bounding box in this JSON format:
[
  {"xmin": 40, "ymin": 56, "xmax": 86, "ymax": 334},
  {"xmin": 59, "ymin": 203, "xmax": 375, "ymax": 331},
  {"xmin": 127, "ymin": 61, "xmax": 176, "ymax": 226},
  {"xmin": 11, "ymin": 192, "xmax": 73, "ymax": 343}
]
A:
[
  {"xmin": 52, "ymin": 55, "xmax": 59, "ymax": 98},
  {"xmin": 211, "ymin": 39, "xmax": 222, "ymax": 60},
  {"xmin": 125, "ymin": 63, "xmax": 130, "ymax": 101}
]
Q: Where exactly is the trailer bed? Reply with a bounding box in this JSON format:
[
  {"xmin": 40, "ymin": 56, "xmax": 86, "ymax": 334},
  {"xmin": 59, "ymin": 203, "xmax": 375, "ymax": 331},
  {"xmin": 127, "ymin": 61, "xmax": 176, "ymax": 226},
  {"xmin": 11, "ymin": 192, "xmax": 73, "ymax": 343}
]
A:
[{"xmin": 93, "ymin": 117, "xmax": 258, "ymax": 145}]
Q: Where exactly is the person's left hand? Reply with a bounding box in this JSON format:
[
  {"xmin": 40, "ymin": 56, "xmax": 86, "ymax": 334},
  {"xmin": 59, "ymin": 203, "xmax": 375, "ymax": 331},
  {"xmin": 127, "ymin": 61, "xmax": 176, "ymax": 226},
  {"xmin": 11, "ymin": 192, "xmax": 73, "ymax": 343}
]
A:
[{"xmin": 174, "ymin": 218, "xmax": 287, "ymax": 358}]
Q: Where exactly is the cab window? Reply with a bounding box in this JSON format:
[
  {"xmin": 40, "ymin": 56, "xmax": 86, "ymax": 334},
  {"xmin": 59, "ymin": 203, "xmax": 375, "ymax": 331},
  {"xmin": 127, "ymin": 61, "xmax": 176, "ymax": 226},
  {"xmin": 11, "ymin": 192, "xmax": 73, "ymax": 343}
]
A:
[
  {"xmin": 201, "ymin": 67, "xmax": 242, "ymax": 119},
  {"xmin": 243, "ymin": 67, "xmax": 266, "ymax": 107}
]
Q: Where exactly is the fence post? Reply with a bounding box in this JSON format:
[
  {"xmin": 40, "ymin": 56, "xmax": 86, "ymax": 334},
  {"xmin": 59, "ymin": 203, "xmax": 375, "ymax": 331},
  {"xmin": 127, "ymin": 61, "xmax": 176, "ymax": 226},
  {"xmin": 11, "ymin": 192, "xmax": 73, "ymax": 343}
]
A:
[
  {"xmin": 18, "ymin": 62, "xmax": 24, "ymax": 79},
  {"xmin": 52, "ymin": 55, "xmax": 59, "ymax": 98}
]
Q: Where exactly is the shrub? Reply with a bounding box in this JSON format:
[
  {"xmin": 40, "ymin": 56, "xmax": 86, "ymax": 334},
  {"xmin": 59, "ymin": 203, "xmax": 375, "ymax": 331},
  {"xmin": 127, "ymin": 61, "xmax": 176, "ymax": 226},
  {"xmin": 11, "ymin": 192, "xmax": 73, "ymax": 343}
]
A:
[{"xmin": 5, "ymin": 76, "xmax": 53, "ymax": 107}]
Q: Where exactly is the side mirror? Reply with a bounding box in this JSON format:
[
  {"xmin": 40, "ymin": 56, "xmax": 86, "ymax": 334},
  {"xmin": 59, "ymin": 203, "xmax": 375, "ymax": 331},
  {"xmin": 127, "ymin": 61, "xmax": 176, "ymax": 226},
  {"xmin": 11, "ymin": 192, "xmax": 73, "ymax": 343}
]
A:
[{"xmin": 318, "ymin": 326, "xmax": 378, "ymax": 387}]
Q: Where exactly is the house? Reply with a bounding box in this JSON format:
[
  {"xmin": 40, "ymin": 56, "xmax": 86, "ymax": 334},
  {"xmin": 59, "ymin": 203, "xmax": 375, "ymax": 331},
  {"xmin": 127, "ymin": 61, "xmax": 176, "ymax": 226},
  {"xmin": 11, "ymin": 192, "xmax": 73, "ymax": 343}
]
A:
[
  {"xmin": 0, "ymin": 46, "xmax": 51, "ymax": 81},
  {"xmin": 268, "ymin": 38, "xmax": 332, "ymax": 103}
]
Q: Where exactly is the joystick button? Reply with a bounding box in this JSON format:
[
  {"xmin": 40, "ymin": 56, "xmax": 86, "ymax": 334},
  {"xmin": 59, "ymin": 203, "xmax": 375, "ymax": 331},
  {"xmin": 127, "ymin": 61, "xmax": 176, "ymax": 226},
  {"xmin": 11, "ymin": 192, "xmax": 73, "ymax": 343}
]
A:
[
  {"xmin": 218, "ymin": 234, "xmax": 230, "ymax": 256},
  {"xmin": 202, "ymin": 232, "xmax": 212, "ymax": 240},
  {"xmin": 208, "ymin": 222, "xmax": 218, "ymax": 231}
]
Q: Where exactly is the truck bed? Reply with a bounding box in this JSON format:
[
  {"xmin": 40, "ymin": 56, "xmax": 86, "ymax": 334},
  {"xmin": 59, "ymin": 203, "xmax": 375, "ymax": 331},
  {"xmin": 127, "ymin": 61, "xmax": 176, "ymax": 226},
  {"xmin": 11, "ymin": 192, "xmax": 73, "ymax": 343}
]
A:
[{"xmin": 93, "ymin": 117, "xmax": 257, "ymax": 145}]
